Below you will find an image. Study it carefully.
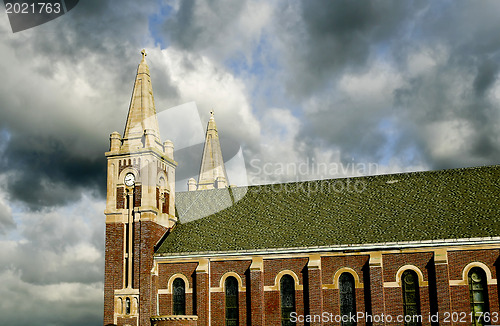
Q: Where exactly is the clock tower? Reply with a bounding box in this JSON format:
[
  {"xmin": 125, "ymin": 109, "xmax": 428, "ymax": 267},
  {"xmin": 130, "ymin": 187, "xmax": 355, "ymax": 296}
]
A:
[{"xmin": 104, "ymin": 50, "xmax": 176, "ymax": 326}]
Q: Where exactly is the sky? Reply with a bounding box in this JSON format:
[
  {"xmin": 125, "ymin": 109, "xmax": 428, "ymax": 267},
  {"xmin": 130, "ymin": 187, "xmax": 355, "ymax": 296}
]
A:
[{"xmin": 0, "ymin": 0, "xmax": 499, "ymax": 325}]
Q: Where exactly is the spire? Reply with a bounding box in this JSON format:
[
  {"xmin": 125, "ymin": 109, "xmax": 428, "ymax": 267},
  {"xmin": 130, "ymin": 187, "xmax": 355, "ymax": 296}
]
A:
[
  {"xmin": 122, "ymin": 49, "xmax": 162, "ymax": 151},
  {"xmin": 197, "ymin": 111, "xmax": 229, "ymax": 190}
]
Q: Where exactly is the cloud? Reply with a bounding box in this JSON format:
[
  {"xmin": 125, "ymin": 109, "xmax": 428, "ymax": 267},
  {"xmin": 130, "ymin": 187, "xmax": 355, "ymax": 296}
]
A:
[
  {"xmin": 295, "ymin": 61, "xmax": 404, "ymax": 166},
  {"xmin": 1, "ymin": 134, "xmax": 105, "ymax": 210},
  {"xmin": 272, "ymin": 0, "xmax": 500, "ymax": 173},
  {"xmin": 0, "ymin": 193, "xmax": 104, "ymax": 325},
  {"xmin": 273, "ymin": 0, "xmax": 420, "ymax": 98},
  {"xmin": 0, "ymin": 269, "xmax": 102, "ymax": 326},
  {"xmin": 163, "ymin": 0, "xmax": 273, "ymax": 63},
  {"xmin": 393, "ymin": 43, "xmax": 500, "ymax": 168},
  {"xmin": 0, "ymin": 194, "xmax": 15, "ymax": 234}
]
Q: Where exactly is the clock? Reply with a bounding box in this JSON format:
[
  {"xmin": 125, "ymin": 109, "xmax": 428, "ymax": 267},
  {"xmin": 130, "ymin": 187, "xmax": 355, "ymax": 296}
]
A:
[{"xmin": 124, "ymin": 173, "xmax": 135, "ymax": 187}]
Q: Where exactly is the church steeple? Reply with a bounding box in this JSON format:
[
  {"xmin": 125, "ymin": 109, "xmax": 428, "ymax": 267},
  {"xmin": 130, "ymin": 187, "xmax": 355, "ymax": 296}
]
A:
[
  {"xmin": 104, "ymin": 51, "xmax": 177, "ymax": 326},
  {"xmin": 195, "ymin": 111, "xmax": 229, "ymax": 190},
  {"xmin": 122, "ymin": 49, "xmax": 162, "ymax": 151}
]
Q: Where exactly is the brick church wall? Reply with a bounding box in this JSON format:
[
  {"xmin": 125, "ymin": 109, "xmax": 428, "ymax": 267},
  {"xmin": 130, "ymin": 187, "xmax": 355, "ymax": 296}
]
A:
[
  {"xmin": 448, "ymin": 249, "xmax": 500, "ymax": 318},
  {"xmin": 157, "ymin": 262, "xmax": 197, "ymax": 315},
  {"xmin": 263, "ymin": 258, "xmax": 307, "ymax": 325},
  {"xmin": 210, "ymin": 260, "xmax": 251, "ymax": 326},
  {"xmin": 321, "ymin": 254, "xmax": 369, "ymax": 325},
  {"xmin": 383, "ymin": 252, "xmax": 433, "ymax": 325},
  {"xmin": 104, "ymin": 223, "xmax": 124, "ymax": 326},
  {"xmin": 150, "ymin": 249, "xmax": 500, "ymax": 326},
  {"xmin": 137, "ymin": 220, "xmax": 168, "ymax": 326}
]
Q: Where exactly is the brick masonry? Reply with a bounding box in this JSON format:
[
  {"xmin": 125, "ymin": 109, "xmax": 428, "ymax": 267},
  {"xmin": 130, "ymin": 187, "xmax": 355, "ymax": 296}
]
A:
[
  {"xmin": 104, "ymin": 223, "xmax": 124, "ymax": 326},
  {"xmin": 104, "ymin": 248, "xmax": 500, "ymax": 325}
]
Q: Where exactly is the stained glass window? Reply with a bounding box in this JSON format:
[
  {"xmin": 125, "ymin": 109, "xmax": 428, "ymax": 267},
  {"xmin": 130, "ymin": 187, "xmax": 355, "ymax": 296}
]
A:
[
  {"xmin": 225, "ymin": 276, "xmax": 239, "ymax": 326},
  {"xmin": 469, "ymin": 267, "xmax": 489, "ymax": 326},
  {"xmin": 339, "ymin": 272, "xmax": 356, "ymax": 326},
  {"xmin": 173, "ymin": 278, "xmax": 186, "ymax": 315},
  {"xmin": 402, "ymin": 270, "xmax": 421, "ymax": 326},
  {"xmin": 281, "ymin": 275, "xmax": 296, "ymax": 326}
]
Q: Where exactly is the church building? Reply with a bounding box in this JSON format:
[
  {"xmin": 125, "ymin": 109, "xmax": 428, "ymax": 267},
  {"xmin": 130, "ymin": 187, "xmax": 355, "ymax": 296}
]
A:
[{"xmin": 104, "ymin": 52, "xmax": 500, "ymax": 326}]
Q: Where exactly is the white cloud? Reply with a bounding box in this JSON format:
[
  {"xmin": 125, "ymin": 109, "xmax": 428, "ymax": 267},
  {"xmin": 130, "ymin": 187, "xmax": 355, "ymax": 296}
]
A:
[
  {"xmin": 0, "ymin": 193, "xmax": 14, "ymax": 234},
  {"xmin": 406, "ymin": 45, "xmax": 446, "ymax": 77},
  {"xmin": 154, "ymin": 47, "xmax": 260, "ymax": 144},
  {"xmin": 0, "ymin": 192, "xmax": 104, "ymax": 322},
  {"xmin": 0, "ymin": 269, "xmax": 102, "ymax": 325},
  {"xmin": 337, "ymin": 61, "xmax": 403, "ymax": 111},
  {"xmin": 423, "ymin": 119, "xmax": 475, "ymax": 161}
]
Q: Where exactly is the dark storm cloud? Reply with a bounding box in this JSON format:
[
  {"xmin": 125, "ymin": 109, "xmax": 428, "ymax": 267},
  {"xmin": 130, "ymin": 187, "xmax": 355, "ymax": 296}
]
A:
[
  {"xmin": 473, "ymin": 59, "xmax": 499, "ymax": 97},
  {"xmin": 280, "ymin": 0, "xmax": 422, "ymax": 98},
  {"xmin": 1, "ymin": 134, "xmax": 105, "ymax": 210},
  {"xmin": 290, "ymin": 0, "xmax": 500, "ymax": 171},
  {"xmin": 164, "ymin": 0, "xmax": 247, "ymax": 51}
]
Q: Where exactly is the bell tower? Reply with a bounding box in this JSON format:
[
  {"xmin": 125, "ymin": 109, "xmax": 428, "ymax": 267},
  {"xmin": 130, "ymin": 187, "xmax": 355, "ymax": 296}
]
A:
[{"xmin": 104, "ymin": 50, "xmax": 176, "ymax": 326}]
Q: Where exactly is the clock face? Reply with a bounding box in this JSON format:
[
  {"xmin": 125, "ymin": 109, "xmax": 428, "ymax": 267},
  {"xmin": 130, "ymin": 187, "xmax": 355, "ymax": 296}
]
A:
[{"xmin": 124, "ymin": 173, "xmax": 135, "ymax": 187}]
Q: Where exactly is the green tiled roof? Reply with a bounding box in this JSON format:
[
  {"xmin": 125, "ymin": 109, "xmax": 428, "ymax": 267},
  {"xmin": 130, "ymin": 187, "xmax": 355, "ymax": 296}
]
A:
[{"xmin": 156, "ymin": 165, "xmax": 500, "ymax": 255}]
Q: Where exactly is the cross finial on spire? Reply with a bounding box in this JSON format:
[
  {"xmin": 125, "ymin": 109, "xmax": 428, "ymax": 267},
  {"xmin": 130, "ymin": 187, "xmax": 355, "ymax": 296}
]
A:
[{"xmin": 141, "ymin": 49, "xmax": 147, "ymax": 60}]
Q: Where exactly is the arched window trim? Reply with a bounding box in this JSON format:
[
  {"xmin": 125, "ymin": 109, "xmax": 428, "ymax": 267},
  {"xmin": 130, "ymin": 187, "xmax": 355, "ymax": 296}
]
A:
[
  {"xmin": 395, "ymin": 265, "xmax": 428, "ymax": 287},
  {"xmin": 157, "ymin": 172, "xmax": 168, "ymax": 186},
  {"xmin": 166, "ymin": 273, "xmax": 193, "ymax": 294},
  {"xmin": 449, "ymin": 262, "xmax": 496, "ymax": 287},
  {"xmin": 333, "ymin": 268, "xmax": 363, "ymax": 289},
  {"xmin": 462, "ymin": 262, "xmax": 494, "ymax": 285},
  {"xmin": 273, "ymin": 270, "xmax": 303, "ymax": 291},
  {"xmin": 220, "ymin": 272, "xmax": 245, "ymax": 292},
  {"xmin": 117, "ymin": 297, "xmax": 123, "ymax": 314}
]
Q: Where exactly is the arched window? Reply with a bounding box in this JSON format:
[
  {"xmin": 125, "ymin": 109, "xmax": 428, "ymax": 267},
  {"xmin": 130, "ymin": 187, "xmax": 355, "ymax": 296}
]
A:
[
  {"xmin": 280, "ymin": 275, "xmax": 296, "ymax": 326},
  {"xmin": 173, "ymin": 278, "xmax": 186, "ymax": 315},
  {"xmin": 125, "ymin": 297, "xmax": 131, "ymax": 315},
  {"xmin": 402, "ymin": 270, "xmax": 421, "ymax": 326},
  {"xmin": 339, "ymin": 272, "xmax": 356, "ymax": 326},
  {"xmin": 225, "ymin": 276, "xmax": 239, "ymax": 326},
  {"xmin": 468, "ymin": 267, "xmax": 489, "ymax": 326}
]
